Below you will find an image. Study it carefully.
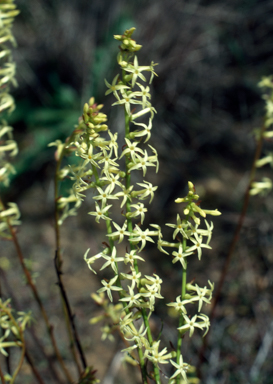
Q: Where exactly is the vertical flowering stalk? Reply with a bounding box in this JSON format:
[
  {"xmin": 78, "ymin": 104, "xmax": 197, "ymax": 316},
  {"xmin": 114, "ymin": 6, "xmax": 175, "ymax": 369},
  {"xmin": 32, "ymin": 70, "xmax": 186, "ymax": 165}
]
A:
[
  {"xmin": 65, "ymin": 28, "xmax": 221, "ymax": 383},
  {"xmin": 0, "ymin": 6, "xmax": 26, "ymax": 381},
  {"xmin": 167, "ymin": 183, "xmax": 220, "ymax": 383},
  {"xmin": 0, "ymin": 0, "xmax": 20, "ymax": 236}
]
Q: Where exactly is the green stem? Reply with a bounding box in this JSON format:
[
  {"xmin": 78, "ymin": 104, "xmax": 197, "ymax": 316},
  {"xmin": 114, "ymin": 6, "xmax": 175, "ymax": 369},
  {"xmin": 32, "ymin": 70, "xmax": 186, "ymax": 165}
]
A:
[{"xmin": 176, "ymin": 237, "xmax": 187, "ymax": 384}]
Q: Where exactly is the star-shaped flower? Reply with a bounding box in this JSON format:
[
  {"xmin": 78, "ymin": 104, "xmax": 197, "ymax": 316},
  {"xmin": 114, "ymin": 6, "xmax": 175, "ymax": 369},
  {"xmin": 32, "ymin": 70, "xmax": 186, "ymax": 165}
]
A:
[
  {"xmin": 128, "ymin": 150, "xmax": 156, "ymax": 177},
  {"xmin": 107, "ymin": 220, "xmax": 131, "ymax": 244},
  {"xmin": 131, "ymin": 225, "xmax": 155, "ymax": 251},
  {"xmin": 172, "ymin": 243, "xmax": 193, "ymax": 269},
  {"xmin": 187, "ymin": 232, "xmax": 212, "ymax": 260},
  {"xmin": 97, "ymin": 275, "xmax": 122, "ymax": 302},
  {"xmin": 88, "ymin": 202, "xmax": 112, "ymax": 223},
  {"xmin": 100, "ymin": 246, "xmax": 124, "ymax": 274},
  {"xmin": 167, "ymin": 295, "xmax": 187, "ymax": 314},
  {"xmin": 166, "ymin": 214, "xmax": 189, "ymax": 240},
  {"xmin": 170, "ymin": 355, "xmax": 189, "ymax": 381},
  {"xmin": 123, "ymin": 56, "xmax": 147, "ymax": 87},
  {"xmin": 93, "ymin": 184, "xmax": 119, "ymax": 206},
  {"xmin": 104, "ymin": 74, "xmax": 130, "ymax": 98}
]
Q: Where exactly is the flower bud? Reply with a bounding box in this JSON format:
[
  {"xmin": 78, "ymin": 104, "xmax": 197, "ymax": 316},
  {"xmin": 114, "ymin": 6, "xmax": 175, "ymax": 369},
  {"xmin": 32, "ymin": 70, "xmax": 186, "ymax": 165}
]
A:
[
  {"xmin": 83, "ymin": 103, "xmax": 89, "ymax": 114},
  {"xmin": 89, "ymin": 97, "xmax": 95, "ymax": 106}
]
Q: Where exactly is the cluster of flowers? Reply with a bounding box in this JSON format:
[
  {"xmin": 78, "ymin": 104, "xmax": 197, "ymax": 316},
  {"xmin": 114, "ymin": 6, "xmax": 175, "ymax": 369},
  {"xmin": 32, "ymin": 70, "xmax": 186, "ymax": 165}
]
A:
[
  {"xmin": 0, "ymin": 1, "xmax": 20, "ymax": 239},
  {"xmin": 0, "ymin": 298, "xmax": 32, "ymax": 382},
  {"xmin": 250, "ymin": 76, "xmax": 273, "ymax": 196},
  {"xmin": 56, "ymin": 28, "xmax": 221, "ymax": 383},
  {"xmin": 87, "ymin": 182, "xmax": 220, "ymax": 381},
  {"xmin": 0, "ymin": 5, "xmax": 34, "ymax": 383},
  {"xmin": 0, "ymin": 298, "xmax": 32, "ymax": 357}
]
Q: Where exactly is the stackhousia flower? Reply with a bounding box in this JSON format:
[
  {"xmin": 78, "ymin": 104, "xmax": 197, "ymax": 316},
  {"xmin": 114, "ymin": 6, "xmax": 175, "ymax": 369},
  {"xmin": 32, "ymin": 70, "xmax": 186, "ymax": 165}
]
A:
[{"xmin": 53, "ymin": 28, "xmax": 221, "ymax": 384}]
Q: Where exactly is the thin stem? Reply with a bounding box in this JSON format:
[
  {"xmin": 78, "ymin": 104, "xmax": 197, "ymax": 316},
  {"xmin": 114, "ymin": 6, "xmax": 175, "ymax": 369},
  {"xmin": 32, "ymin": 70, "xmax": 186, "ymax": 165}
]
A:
[
  {"xmin": 10, "ymin": 341, "xmax": 25, "ymax": 384},
  {"xmin": 0, "ymin": 267, "xmax": 62, "ymax": 383},
  {"xmin": 53, "ymin": 136, "xmax": 88, "ymax": 375},
  {"xmin": 0, "ymin": 366, "xmax": 7, "ymax": 384},
  {"xmin": 24, "ymin": 350, "xmax": 46, "ymax": 384},
  {"xmin": 54, "ymin": 252, "xmax": 87, "ymax": 371},
  {"xmin": 176, "ymin": 238, "xmax": 187, "ymax": 384},
  {"xmin": 0, "ymin": 199, "xmax": 71, "ymax": 384}
]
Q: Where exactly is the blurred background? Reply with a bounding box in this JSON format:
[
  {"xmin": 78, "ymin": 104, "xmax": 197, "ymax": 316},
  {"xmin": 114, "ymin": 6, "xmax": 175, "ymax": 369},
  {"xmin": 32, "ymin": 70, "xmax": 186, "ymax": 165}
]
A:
[{"xmin": 1, "ymin": 0, "xmax": 273, "ymax": 383}]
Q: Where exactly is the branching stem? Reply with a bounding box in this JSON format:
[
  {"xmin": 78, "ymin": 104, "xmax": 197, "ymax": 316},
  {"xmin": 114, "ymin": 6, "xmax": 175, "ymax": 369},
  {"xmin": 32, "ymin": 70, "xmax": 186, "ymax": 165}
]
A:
[{"xmin": 0, "ymin": 198, "xmax": 71, "ymax": 384}]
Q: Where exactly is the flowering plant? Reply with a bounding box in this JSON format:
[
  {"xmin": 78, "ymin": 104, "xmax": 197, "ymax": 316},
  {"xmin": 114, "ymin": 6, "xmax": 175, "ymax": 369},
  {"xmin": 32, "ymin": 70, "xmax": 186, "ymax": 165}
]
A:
[
  {"xmin": 53, "ymin": 27, "xmax": 221, "ymax": 384},
  {"xmin": 0, "ymin": 8, "xmax": 223, "ymax": 381}
]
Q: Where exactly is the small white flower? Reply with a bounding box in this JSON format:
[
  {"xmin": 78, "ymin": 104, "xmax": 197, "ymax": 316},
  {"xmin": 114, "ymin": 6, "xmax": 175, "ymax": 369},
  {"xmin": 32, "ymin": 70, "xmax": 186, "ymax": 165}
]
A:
[
  {"xmin": 135, "ymin": 181, "xmax": 158, "ymax": 203},
  {"xmin": 134, "ymin": 83, "xmax": 151, "ymax": 107},
  {"xmin": 112, "ymin": 89, "xmax": 142, "ymax": 114},
  {"xmin": 128, "ymin": 150, "xmax": 156, "ymax": 177},
  {"xmin": 123, "ymin": 56, "xmax": 147, "ymax": 87},
  {"xmin": 100, "ymin": 172, "xmax": 123, "ymax": 192},
  {"xmin": 145, "ymin": 340, "xmax": 173, "ymax": 366},
  {"xmin": 84, "ymin": 248, "xmax": 105, "ymax": 274},
  {"xmin": 104, "ymin": 74, "xmax": 130, "ymax": 98},
  {"xmin": 167, "ymin": 295, "xmax": 187, "ymax": 314},
  {"xmin": 187, "ymin": 232, "xmax": 212, "ymax": 260},
  {"xmin": 98, "ymin": 148, "xmax": 119, "ymax": 170},
  {"xmin": 81, "ymin": 144, "xmax": 102, "ymax": 168},
  {"xmin": 197, "ymin": 314, "xmax": 210, "ymax": 336},
  {"xmin": 107, "ymin": 220, "xmax": 131, "ymax": 243},
  {"xmin": 119, "ymin": 285, "xmax": 141, "ymax": 309},
  {"xmin": 170, "ymin": 355, "xmax": 189, "ymax": 381},
  {"xmin": 124, "ymin": 249, "xmax": 145, "ymax": 265},
  {"xmin": 190, "ymin": 284, "xmax": 211, "ymax": 312},
  {"xmin": 131, "ymin": 225, "xmax": 155, "ymax": 251},
  {"xmin": 128, "ymin": 203, "xmax": 147, "ymax": 224},
  {"xmin": 93, "ymin": 184, "xmax": 119, "ymax": 206},
  {"xmin": 172, "ymin": 243, "xmax": 193, "ymax": 269},
  {"xmin": 97, "ymin": 275, "xmax": 122, "ymax": 302},
  {"xmin": 88, "ymin": 202, "xmax": 112, "ymax": 223},
  {"xmin": 106, "ymin": 131, "xmax": 119, "ymax": 157},
  {"xmin": 120, "ymin": 138, "xmax": 144, "ymax": 162},
  {"xmin": 178, "ymin": 314, "xmax": 203, "ymax": 337},
  {"xmin": 100, "ymin": 246, "xmax": 124, "ymax": 274},
  {"xmin": 166, "ymin": 214, "xmax": 189, "ymax": 239},
  {"xmin": 121, "ymin": 267, "xmax": 141, "ymax": 290},
  {"xmin": 132, "ymin": 118, "xmax": 153, "ymax": 142},
  {"xmin": 115, "ymin": 185, "xmax": 134, "ymax": 208}
]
